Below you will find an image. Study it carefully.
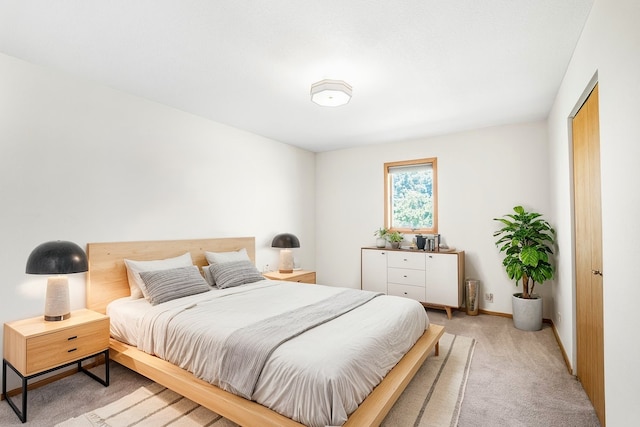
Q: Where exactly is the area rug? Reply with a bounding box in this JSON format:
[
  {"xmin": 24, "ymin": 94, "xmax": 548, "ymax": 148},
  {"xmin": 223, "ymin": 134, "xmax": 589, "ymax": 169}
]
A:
[{"xmin": 57, "ymin": 332, "xmax": 475, "ymax": 427}]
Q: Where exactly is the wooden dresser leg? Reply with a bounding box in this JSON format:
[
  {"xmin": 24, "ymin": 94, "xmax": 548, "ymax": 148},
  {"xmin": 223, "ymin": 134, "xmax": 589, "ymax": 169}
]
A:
[{"xmin": 445, "ymin": 307, "xmax": 452, "ymax": 319}]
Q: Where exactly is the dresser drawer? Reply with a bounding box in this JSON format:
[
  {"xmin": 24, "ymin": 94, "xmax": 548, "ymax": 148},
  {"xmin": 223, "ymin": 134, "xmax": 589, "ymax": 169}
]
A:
[
  {"xmin": 26, "ymin": 318, "xmax": 109, "ymax": 374},
  {"xmin": 387, "ymin": 251, "xmax": 425, "ymax": 270},
  {"xmin": 388, "ymin": 283, "xmax": 426, "ymax": 302},
  {"xmin": 388, "ymin": 267, "xmax": 425, "ymax": 287}
]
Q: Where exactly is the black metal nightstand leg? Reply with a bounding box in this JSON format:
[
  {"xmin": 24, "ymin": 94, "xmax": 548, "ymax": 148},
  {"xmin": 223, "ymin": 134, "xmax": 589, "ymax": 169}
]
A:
[
  {"xmin": 3, "ymin": 359, "xmax": 27, "ymax": 423},
  {"xmin": 3, "ymin": 351, "xmax": 109, "ymax": 423},
  {"xmin": 79, "ymin": 349, "xmax": 110, "ymax": 386},
  {"xmin": 20, "ymin": 375, "xmax": 27, "ymax": 423}
]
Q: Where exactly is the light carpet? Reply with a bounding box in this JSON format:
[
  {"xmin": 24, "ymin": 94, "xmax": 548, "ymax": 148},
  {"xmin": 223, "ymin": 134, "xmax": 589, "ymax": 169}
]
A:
[{"xmin": 57, "ymin": 333, "xmax": 475, "ymax": 427}]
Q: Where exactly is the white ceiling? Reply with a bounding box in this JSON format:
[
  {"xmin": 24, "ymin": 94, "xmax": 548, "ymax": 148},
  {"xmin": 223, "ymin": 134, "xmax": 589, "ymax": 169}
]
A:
[{"xmin": 0, "ymin": 1, "xmax": 594, "ymax": 152}]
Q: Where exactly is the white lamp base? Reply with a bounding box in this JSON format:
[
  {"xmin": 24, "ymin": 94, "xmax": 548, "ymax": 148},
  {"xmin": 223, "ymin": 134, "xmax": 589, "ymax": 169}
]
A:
[
  {"xmin": 44, "ymin": 276, "xmax": 70, "ymax": 321},
  {"xmin": 278, "ymin": 249, "xmax": 294, "ymax": 274}
]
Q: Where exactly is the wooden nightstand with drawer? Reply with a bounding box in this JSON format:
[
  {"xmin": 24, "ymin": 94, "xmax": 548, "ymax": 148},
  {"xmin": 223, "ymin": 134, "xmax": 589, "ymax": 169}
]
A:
[
  {"xmin": 263, "ymin": 270, "xmax": 316, "ymax": 284},
  {"xmin": 2, "ymin": 309, "xmax": 110, "ymax": 422}
]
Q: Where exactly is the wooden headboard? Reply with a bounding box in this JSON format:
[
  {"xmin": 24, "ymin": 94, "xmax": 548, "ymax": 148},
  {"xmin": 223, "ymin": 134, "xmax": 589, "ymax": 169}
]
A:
[{"xmin": 86, "ymin": 237, "xmax": 256, "ymax": 314}]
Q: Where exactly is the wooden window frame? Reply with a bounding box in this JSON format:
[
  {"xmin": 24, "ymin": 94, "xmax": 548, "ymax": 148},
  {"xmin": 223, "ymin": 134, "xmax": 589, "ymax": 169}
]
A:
[{"xmin": 384, "ymin": 157, "xmax": 438, "ymax": 234}]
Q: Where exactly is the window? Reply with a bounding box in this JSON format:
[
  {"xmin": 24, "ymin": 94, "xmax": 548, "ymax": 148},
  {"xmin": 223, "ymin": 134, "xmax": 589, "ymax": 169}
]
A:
[{"xmin": 384, "ymin": 158, "xmax": 437, "ymax": 233}]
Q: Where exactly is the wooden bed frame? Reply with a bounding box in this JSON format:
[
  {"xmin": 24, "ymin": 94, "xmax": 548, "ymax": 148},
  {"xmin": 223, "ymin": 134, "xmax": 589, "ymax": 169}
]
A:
[{"xmin": 86, "ymin": 237, "xmax": 445, "ymax": 427}]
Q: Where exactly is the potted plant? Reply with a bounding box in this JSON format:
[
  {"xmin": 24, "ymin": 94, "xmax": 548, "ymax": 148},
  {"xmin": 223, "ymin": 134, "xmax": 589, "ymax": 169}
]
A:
[
  {"xmin": 386, "ymin": 231, "xmax": 404, "ymax": 249},
  {"xmin": 493, "ymin": 206, "xmax": 556, "ymax": 331},
  {"xmin": 374, "ymin": 228, "xmax": 388, "ymax": 248}
]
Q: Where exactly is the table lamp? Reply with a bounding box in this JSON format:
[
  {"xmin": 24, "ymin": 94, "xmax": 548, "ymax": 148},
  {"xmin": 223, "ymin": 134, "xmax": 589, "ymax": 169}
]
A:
[
  {"xmin": 271, "ymin": 233, "xmax": 300, "ymax": 273},
  {"xmin": 25, "ymin": 240, "xmax": 88, "ymax": 321}
]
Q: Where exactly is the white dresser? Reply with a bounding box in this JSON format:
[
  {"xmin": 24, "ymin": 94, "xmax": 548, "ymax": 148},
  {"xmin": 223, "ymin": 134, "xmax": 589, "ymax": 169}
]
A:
[{"xmin": 361, "ymin": 247, "xmax": 465, "ymax": 319}]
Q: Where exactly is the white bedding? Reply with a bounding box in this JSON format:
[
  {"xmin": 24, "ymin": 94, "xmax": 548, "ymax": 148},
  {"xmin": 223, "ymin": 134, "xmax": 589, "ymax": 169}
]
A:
[{"xmin": 107, "ymin": 280, "xmax": 429, "ymax": 427}]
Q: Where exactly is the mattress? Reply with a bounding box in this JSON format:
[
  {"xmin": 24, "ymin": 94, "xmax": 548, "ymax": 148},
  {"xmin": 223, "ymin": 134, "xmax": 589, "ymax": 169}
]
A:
[{"xmin": 107, "ymin": 280, "xmax": 429, "ymax": 427}]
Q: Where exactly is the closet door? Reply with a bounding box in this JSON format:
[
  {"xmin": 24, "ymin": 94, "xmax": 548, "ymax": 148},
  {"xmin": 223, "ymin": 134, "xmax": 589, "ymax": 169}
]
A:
[{"xmin": 572, "ymin": 84, "xmax": 605, "ymax": 425}]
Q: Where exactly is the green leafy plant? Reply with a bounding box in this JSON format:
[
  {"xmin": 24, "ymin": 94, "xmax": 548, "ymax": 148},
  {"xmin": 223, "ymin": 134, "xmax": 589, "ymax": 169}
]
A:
[
  {"xmin": 386, "ymin": 231, "xmax": 404, "ymax": 243},
  {"xmin": 493, "ymin": 206, "xmax": 556, "ymax": 299},
  {"xmin": 374, "ymin": 227, "xmax": 389, "ymax": 238}
]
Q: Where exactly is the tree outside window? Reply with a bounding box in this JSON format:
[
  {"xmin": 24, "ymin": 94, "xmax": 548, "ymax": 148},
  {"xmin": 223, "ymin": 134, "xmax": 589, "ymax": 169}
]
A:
[{"xmin": 384, "ymin": 158, "xmax": 438, "ymax": 234}]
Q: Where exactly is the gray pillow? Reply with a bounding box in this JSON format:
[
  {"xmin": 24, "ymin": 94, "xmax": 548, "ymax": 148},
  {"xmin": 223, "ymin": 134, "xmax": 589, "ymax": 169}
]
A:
[
  {"xmin": 140, "ymin": 265, "xmax": 210, "ymax": 305},
  {"xmin": 124, "ymin": 252, "xmax": 193, "ymax": 299},
  {"xmin": 208, "ymin": 260, "xmax": 264, "ymax": 289},
  {"xmin": 203, "ymin": 248, "xmax": 251, "ymax": 286},
  {"xmin": 202, "ymin": 265, "xmax": 215, "ymax": 287}
]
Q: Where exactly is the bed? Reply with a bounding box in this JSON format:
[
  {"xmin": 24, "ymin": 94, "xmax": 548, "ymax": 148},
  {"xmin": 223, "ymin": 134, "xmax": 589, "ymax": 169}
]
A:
[{"xmin": 86, "ymin": 237, "xmax": 445, "ymax": 427}]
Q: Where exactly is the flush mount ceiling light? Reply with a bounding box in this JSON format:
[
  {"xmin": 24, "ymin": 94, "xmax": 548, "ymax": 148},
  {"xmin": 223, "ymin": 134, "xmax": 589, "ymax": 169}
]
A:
[{"xmin": 310, "ymin": 79, "xmax": 352, "ymax": 107}]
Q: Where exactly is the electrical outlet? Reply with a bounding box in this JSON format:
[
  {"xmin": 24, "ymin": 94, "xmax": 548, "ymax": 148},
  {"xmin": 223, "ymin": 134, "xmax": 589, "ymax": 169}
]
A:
[
  {"xmin": 485, "ymin": 293, "xmax": 494, "ymax": 303},
  {"xmin": 557, "ymin": 312, "xmax": 562, "ymax": 324}
]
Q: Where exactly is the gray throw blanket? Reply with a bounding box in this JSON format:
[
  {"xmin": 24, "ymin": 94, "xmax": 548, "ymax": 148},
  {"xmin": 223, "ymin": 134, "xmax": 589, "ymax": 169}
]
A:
[{"xmin": 217, "ymin": 289, "xmax": 382, "ymax": 399}]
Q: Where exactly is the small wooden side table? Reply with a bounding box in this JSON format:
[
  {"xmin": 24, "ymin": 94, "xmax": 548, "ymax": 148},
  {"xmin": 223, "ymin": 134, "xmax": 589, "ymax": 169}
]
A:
[
  {"xmin": 263, "ymin": 270, "xmax": 316, "ymax": 284},
  {"xmin": 2, "ymin": 309, "xmax": 110, "ymax": 422}
]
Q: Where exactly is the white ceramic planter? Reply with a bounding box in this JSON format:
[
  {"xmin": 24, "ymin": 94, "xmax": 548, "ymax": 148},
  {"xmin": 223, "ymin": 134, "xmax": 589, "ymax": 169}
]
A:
[
  {"xmin": 512, "ymin": 293, "xmax": 543, "ymax": 331},
  {"xmin": 375, "ymin": 238, "xmax": 387, "ymax": 248}
]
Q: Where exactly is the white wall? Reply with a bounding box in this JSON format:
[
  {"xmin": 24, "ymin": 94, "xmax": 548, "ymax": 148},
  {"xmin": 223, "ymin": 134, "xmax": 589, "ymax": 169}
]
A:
[
  {"xmin": 315, "ymin": 121, "xmax": 552, "ymax": 316},
  {"xmin": 0, "ymin": 53, "xmax": 316, "ymax": 388},
  {"xmin": 547, "ymin": 0, "xmax": 640, "ymax": 424}
]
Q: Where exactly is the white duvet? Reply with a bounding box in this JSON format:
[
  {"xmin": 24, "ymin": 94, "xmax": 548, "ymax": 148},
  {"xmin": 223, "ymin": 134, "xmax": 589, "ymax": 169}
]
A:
[{"xmin": 108, "ymin": 280, "xmax": 429, "ymax": 427}]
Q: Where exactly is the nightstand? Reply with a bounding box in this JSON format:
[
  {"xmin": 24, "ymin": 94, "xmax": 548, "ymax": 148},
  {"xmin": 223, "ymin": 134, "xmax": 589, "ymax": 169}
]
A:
[
  {"xmin": 263, "ymin": 270, "xmax": 316, "ymax": 284},
  {"xmin": 2, "ymin": 309, "xmax": 110, "ymax": 422}
]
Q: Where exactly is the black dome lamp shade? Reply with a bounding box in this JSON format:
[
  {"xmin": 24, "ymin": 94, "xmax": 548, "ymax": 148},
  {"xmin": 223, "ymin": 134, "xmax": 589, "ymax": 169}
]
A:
[
  {"xmin": 26, "ymin": 240, "xmax": 88, "ymax": 321},
  {"xmin": 271, "ymin": 233, "xmax": 300, "ymax": 274}
]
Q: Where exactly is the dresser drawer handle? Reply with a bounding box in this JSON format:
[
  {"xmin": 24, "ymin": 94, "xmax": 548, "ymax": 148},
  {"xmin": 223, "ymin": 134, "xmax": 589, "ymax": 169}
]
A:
[
  {"xmin": 68, "ymin": 335, "xmax": 78, "ymax": 341},
  {"xmin": 68, "ymin": 348, "xmax": 78, "ymax": 353},
  {"xmin": 403, "ymin": 275, "xmax": 408, "ymax": 278},
  {"xmin": 403, "ymin": 292, "xmax": 408, "ymax": 295}
]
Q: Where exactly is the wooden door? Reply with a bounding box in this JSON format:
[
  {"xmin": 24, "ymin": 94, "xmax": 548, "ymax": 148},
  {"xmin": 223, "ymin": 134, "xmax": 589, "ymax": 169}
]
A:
[{"xmin": 572, "ymin": 84, "xmax": 605, "ymax": 425}]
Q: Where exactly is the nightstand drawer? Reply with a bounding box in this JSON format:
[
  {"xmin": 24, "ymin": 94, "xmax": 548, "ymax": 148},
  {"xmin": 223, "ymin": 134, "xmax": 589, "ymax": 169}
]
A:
[
  {"xmin": 26, "ymin": 318, "xmax": 109, "ymax": 374},
  {"xmin": 388, "ymin": 267, "xmax": 425, "ymax": 287},
  {"xmin": 290, "ymin": 272, "xmax": 316, "ymax": 284},
  {"xmin": 388, "ymin": 283, "xmax": 426, "ymax": 302}
]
